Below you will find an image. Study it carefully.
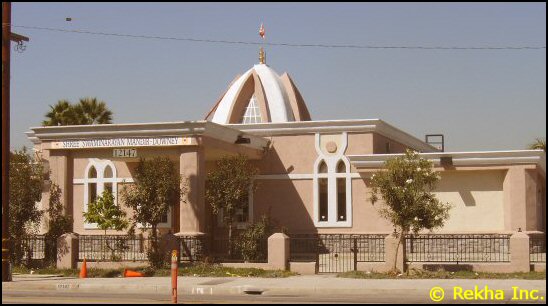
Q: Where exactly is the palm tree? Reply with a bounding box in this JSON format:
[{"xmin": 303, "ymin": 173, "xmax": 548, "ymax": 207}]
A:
[
  {"xmin": 42, "ymin": 100, "xmax": 78, "ymax": 126},
  {"xmin": 73, "ymin": 97, "xmax": 113, "ymax": 125},
  {"xmin": 528, "ymin": 138, "xmax": 546, "ymax": 152},
  {"xmin": 42, "ymin": 98, "xmax": 113, "ymax": 126}
]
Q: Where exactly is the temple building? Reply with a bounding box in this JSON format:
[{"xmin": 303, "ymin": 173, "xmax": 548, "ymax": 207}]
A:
[{"xmin": 27, "ymin": 49, "xmax": 546, "ymax": 238}]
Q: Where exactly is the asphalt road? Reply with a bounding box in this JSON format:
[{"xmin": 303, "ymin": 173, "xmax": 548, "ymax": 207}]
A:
[{"xmin": 3, "ymin": 289, "xmax": 546, "ymax": 304}]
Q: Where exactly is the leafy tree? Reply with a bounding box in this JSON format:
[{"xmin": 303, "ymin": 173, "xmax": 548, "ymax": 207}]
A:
[
  {"xmin": 120, "ymin": 157, "xmax": 184, "ymax": 268},
  {"xmin": 236, "ymin": 215, "xmax": 272, "ymax": 262},
  {"xmin": 9, "ymin": 148, "xmax": 45, "ymax": 265},
  {"xmin": 44, "ymin": 183, "xmax": 73, "ymax": 264},
  {"xmin": 83, "ymin": 190, "xmax": 129, "ymax": 261},
  {"xmin": 206, "ymin": 154, "xmax": 258, "ymax": 254},
  {"xmin": 528, "ymin": 138, "xmax": 546, "ymax": 152},
  {"xmin": 42, "ymin": 97, "xmax": 113, "ymax": 126},
  {"xmin": 369, "ymin": 149, "xmax": 451, "ymax": 272},
  {"xmin": 83, "ymin": 190, "xmax": 129, "ymax": 236}
]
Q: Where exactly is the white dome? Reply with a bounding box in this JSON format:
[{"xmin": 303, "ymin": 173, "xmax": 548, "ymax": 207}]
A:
[{"xmin": 206, "ymin": 64, "xmax": 311, "ymax": 124}]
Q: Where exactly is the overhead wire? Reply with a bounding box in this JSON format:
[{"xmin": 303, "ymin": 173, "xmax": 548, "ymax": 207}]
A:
[{"xmin": 5, "ymin": 24, "xmax": 546, "ymax": 51}]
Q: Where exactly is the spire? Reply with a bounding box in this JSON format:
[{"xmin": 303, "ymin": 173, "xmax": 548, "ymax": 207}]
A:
[
  {"xmin": 259, "ymin": 47, "xmax": 266, "ymax": 64},
  {"xmin": 259, "ymin": 23, "xmax": 266, "ymax": 65}
]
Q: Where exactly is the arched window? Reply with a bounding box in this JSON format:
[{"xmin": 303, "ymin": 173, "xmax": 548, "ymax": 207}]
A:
[
  {"xmin": 314, "ymin": 158, "xmax": 351, "ymax": 227},
  {"xmin": 83, "ymin": 159, "xmax": 118, "ymax": 229},
  {"xmin": 88, "ymin": 166, "xmax": 98, "ymax": 205},
  {"xmin": 80, "ymin": 159, "xmax": 172, "ymax": 230},
  {"xmin": 319, "ymin": 160, "xmax": 328, "ymax": 173},
  {"xmin": 336, "ymin": 160, "xmax": 346, "ymax": 173}
]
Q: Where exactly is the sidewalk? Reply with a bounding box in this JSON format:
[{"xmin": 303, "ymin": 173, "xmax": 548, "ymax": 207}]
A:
[{"xmin": 3, "ymin": 275, "xmax": 546, "ymax": 298}]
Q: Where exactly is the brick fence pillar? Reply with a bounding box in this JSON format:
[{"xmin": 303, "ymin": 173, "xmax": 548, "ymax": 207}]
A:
[
  {"xmin": 510, "ymin": 231, "xmax": 530, "ymax": 272},
  {"xmin": 57, "ymin": 233, "xmax": 79, "ymax": 269},
  {"xmin": 384, "ymin": 233, "xmax": 405, "ymax": 273},
  {"xmin": 268, "ymin": 233, "xmax": 289, "ymax": 270}
]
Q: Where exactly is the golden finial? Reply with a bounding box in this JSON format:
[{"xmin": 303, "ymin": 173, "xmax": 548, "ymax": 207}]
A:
[{"xmin": 259, "ymin": 47, "xmax": 266, "ymax": 64}]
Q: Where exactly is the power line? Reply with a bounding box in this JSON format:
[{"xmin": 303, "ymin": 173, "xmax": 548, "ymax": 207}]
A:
[{"xmin": 6, "ymin": 24, "xmax": 547, "ymax": 50}]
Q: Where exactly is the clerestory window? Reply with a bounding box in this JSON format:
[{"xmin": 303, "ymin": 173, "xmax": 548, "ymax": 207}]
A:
[{"xmin": 240, "ymin": 95, "xmax": 262, "ymax": 124}]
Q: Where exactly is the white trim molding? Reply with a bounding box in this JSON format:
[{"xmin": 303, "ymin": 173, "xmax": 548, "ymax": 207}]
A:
[
  {"xmin": 313, "ymin": 132, "xmax": 353, "ymax": 228},
  {"xmin": 254, "ymin": 173, "xmax": 362, "ymax": 180},
  {"xmin": 26, "ymin": 120, "xmax": 269, "ymax": 151},
  {"xmin": 348, "ymin": 150, "xmax": 546, "ymax": 174},
  {"xmin": 229, "ymin": 119, "xmax": 438, "ymax": 152}
]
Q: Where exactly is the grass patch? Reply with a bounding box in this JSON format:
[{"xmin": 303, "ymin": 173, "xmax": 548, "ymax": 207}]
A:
[
  {"xmin": 338, "ymin": 270, "xmax": 546, "ymax": 280},
  {"xmin": 12, "ymin": 263, "xmax": 296, "ymax": 278}
]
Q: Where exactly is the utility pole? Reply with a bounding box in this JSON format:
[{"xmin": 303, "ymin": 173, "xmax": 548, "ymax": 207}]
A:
[{"xmin": 2, "ymin": 1, "xmax": 29, "ymax": 282}]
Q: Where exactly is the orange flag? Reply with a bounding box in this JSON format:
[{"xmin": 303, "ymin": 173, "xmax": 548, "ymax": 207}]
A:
[{"xmin": 259, "ymin": 23, "xmax": 265, "ymax": 39}]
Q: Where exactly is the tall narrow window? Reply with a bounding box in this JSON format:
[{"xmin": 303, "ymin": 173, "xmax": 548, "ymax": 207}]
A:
[
  {"xmin": 337, "ymin": 178, "xmax": 346, "ymax": 221},
  {"xmin": 89, "ymin": 183, "xmax": 97, "ymax": 204},
  {"xmin": 319, "ymin": 178, "xmax": 328, "ymax": 222},
  {"xmin": 88, "ymin": 166, "xmax": 98, "ymax": 204},
  {"xmin": 314, "ymin": 157, "xmax": 352, "ymax": 227}
]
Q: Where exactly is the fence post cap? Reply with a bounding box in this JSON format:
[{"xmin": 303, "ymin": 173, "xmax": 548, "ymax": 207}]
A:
[
  {"xmin": 510, "ymin": 231, "xmax": 529, "ymax": 239},
  {"xmin": 268, "ymin": 232, "xmax": 289, "ymax": 240},
  {"xmin": 175, "ymin": 232, "xmax": 206, "ymax": 237},
  {"xmin": 60, "ymin": 232, "xmax": 79, "ymax": 239},
  {"xmin": 161, "ymin": 232, "xmax": 178, "ymax": 239}
]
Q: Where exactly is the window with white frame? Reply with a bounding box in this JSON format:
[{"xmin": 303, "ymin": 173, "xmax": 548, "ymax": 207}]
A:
[
  {"xmin": 82, "ymin": 159, "xmax": 171, "ymax": 229},
  {"xmin": 83, "ymin": 159, "xmax": 119, "ymax": 229},
  {"xmin": 314, "ymin": 157, "xmax": 352, "ymax": 227},
  {"xmin": 240, "ymin": 95, "xmax": 262, "ymax": 124}
]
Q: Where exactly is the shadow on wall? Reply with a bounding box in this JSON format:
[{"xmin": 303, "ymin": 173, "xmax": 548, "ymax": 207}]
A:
[
  {"xmin": 250, "ymin": 146, "xmax": 319, "ymax": 235},
  {"xmin": 434, "ymin": 171, "xmax": 506, "ymax": 208}
]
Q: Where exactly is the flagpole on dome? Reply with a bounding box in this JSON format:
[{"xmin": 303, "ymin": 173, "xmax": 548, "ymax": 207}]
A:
[{"xmin": 259, "ymin": 23, "xmax": 266, "ymax": 64}]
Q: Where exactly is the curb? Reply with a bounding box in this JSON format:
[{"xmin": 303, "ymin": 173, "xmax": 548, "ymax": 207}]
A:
[
  {"xmin": 3, "ymin": 281, "xmax": 429, "ymax": 297},
  {"xmin": 4, "ymin": 278, "xmax": 546, "ymax": 298}
]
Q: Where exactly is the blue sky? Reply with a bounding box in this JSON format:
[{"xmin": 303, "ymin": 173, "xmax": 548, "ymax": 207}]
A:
[{"xmin": 10, "ymin": 3, "xmax": 546, "ymax": 151}]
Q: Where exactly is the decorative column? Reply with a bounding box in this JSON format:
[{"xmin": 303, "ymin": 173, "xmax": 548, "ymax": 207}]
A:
[
  {"xmin": 503, "ymin": 166, "xmax": 539, "ymax": 231},
  {"xmin": 57, "ymin": 233, "xmax": 79, "ymax": 269},
  {"xmin": 509, "ymin": 231, "xmax": 531, "ymax": 273},
  {"xmin": 177, "ymin": 147, "xmax": 206, "ymax": 236},
  {"xmin": 268, "ymin": 233, "xmax": 289, "ymax": 270}
]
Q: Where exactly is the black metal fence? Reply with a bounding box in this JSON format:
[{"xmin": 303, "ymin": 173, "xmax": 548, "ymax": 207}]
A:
[
  {"xmin": 11, "ymin": 235, "xmax": 57, "ymax": 267},
  {"xmin": 79, "ymin": 235, "xmax": 150, "ymax": 262},
  {"xmin": 179, "ymin": 236, "xmax": 205, "ymax": 263},
  {"xmin": 289, "ymin": 234, "xmax": 386, "ymax": 273},
  {"xmin": 529, "ymin": 234, "xmax": 546, "ymax": 263},
  {"xmin": 207, "ymin": 237, "xmax": 268, "ymax": 263},
  {"xmin": 290, "ymin": 234, "xmax": 386, "ymax": 262},
  {"xmin": 290, "ymin": 234, "xmax": 321, "ymax": 262},
  {"xmin": 405, "ymin": 234, "xmax": 511, "ymax": 263}
]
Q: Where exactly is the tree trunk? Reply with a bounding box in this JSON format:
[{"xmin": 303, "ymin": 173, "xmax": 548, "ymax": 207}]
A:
[
  {"xmin": 392, "ymin": 228, "xmax": 407, "ymax": 273},
  {"xmin": 151, "ymin": 224, "xmax": 159, "ymax": 267},
  {"xmin": 228, "ymin": 220, "xmax": 233, "ymax": 257}
]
